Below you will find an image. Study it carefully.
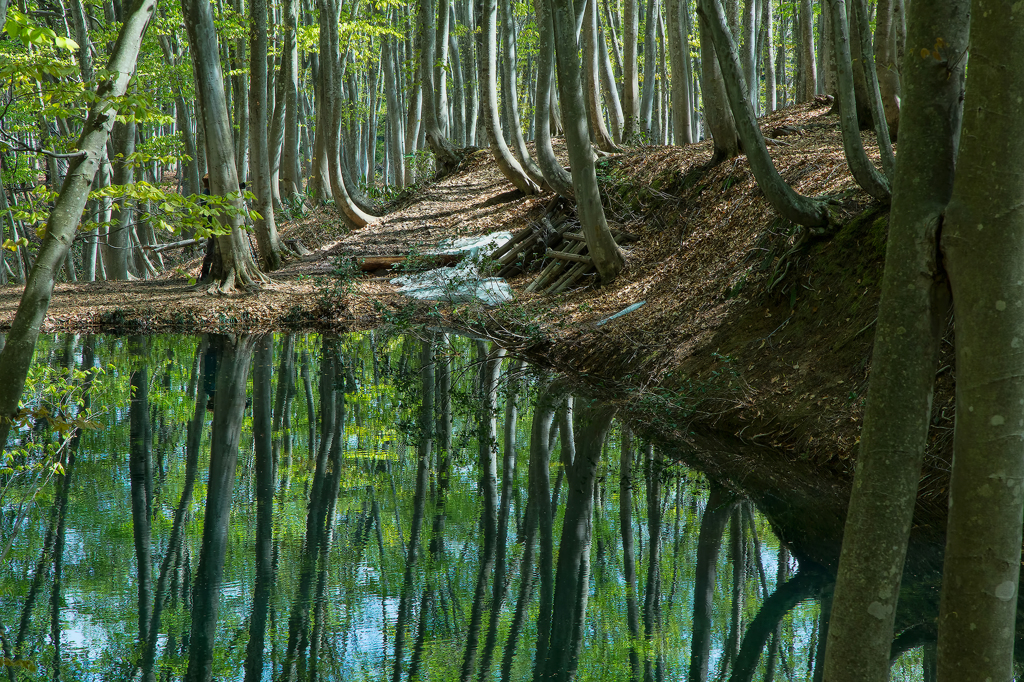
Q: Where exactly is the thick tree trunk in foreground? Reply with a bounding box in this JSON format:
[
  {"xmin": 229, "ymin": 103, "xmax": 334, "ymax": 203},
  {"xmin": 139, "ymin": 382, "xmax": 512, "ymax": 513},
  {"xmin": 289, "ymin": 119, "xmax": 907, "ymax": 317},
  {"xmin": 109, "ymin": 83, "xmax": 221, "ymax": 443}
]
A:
[
  {"xmin": 549, "ymin": 0, "xmax": 624, "ymax": 282},
  {"xmin": 821, "ymin": 1, "xmax": 968, "ymax": 679},
  {"xmin": 938, "ymin": 3, "xmax": 1024, "ymax": 678},
  {"xmin": 0, "ymin": 0, "xmax": 156, "ymax": 450},
  {"xmin": 183, "ymin": 0, "xmax": 269, "ymax": 293},
  {"xmin": 699, "ymin": 0, "xmax": 830, "ymax": 227}
]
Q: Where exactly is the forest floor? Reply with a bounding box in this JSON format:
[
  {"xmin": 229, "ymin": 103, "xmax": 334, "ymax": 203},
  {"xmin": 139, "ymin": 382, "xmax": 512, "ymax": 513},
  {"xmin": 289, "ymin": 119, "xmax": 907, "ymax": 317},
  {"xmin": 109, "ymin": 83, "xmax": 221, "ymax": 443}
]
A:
[{"xmin": 0, "ymin": 102, "xmax": 955, "ymax": 586}]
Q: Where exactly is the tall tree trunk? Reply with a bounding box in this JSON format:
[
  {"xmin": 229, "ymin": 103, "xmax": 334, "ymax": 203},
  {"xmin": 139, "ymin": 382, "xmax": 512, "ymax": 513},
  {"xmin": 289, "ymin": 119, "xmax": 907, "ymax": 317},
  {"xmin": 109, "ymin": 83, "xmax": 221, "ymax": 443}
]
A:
[
  {"xmin": 795, "ymin": 0, "xmax": 816, "ymax": 101},
  {"xmin": 698, "ymin": 9, "xmax": 740, "ymax": 161},
  {"xmin": 382, "ymin": 31, "xmax": 406, "ymax": 188},
  {"xmin": 280, "ymin": 0, "xmax": 303, "ymax": 197},
  {"xmin": 584, "ymin": 0, "xmax": 620, "ymax": 151},
  {"xmin": 249, "ymin": 0, "xmax": 283, "ymax": 270},
  {"xmin": 420, "ymin": 0, "xmax": 462, "ymax": 168},
  {"xmin": 500, "ymin": 0, "xmax": 548, "ymax": 183},
  {"xmin": 183, "ymin": 0, "xmax": 270, "ymax": 293},
  {"xmin": 621, "ymin": 0, "xmax": 640, "ymax": 138},
  {"xmin": 762, "ymin": 0, "xmax": 775, "ymax": 112},
  {"xmin": 667, "ymin": 0, "xmax": 693, "ymax": 144},
  {"xmin": 873, "ymin": 0, "xmax": 900, "ymax": 137},
  {"xmin": 640, "ymin": 0, "xmax": 660, "ymax": 133},
  {"xmin": 104, "ymin": 118, "xmax": 135, "ymax": 280},
  {"xmin": 699, "ymin": 0, "xmax": 831, "ymax": 226},
  {"xmin": 129, "ymin": 336, "xmax": 154, "ymax": 659},
  {"xmin": 827, "ymin": 0, "xmax": 890, "ymax": 201},
  {"xmin": 596, "ymin": 13, "xmax": 624, "ymax": 143},
  {"xmin": 642, "ymin": 444, "xmax": 662, "ymax": 682},
  {"xmin": 821, "ymin": 1, "xmax": 967, "ymax": 679},
  {"xmin": 937, "ymin": 3, "xmax": 1024, "ymax": 677},
  {"xmin": 549, "ymin": 0, "xmax": 625, "ymax": 281}
]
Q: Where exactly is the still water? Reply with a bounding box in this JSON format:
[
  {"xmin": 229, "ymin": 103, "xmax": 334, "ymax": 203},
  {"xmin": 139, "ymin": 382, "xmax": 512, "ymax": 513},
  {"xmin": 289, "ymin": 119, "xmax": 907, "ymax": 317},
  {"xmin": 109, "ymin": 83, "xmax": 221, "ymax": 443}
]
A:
[{"xmin": 0, "ymin": 332, "xmax": 926, "ymax": 681}]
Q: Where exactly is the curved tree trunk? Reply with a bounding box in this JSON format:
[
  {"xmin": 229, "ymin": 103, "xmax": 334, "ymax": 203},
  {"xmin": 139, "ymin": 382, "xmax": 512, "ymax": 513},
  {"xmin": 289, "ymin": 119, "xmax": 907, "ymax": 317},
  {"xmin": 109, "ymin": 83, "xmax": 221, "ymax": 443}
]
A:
[
  {"xmin": 821, "ymin": 1, "xmax": 967, "ymax": 679},
  {"xmin": 532, "ymin": 0, "xmax": 574, "ymax": 197},
  {"xmin": 596, "ymin": 16, "xmax": 624, "ymax": 144},
  {"xmin": 850, "ymin": 0, "xmax": 895, "ymax": 179},
  {"xmin": 318, "ymin": 0, "xmax": 376, "ymax": 226},
  {"xmin": 872, "ymin": 0, "xmax": 900, "ymax": 138},
  {"xmin": 420, "ymin": 0, "xmax": 462, "ymax": 169},
  {"xmin": 476, "ymin": 0, "xmax": 540, "ymax": 193},
  {"xmin": 583, "ymin": 0, "xmax": 619, "ymax": 152},
  {"xmin": 699, "ymin": 0, "xmax": 831, "ymax": 227},
  {"xmin": 500, "ymin": 0, "xmax": 548, "ymax": 185},
  {"xmin": 549, "ymin": 0, "xmax": 624, "ymax": 281},
  {"xmin": 183, "ymin": 0, "xmax": 270, "ymax": 293},
  {"xmin": 827, "ymin": 0, "xmax": 890, "ymax": 201},
  {"xmin": 0, "ymin": 0, "xmax": 157, "ymax": 449}
]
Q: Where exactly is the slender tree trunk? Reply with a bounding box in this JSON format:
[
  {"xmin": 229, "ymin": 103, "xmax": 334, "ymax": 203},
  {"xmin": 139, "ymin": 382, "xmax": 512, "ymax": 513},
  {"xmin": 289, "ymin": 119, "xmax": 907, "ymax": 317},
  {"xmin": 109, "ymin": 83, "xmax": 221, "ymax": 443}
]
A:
[
  {"xmin": 762, "ymin": 0, "xmax": 775, "ymax": 112},
  {"xmin": 796, "ymin": 0, "xmax": 816, "ymax": 101},
  {"xmin": 584, "ymin": 0, "xmax": 619, "ymax": 151},
  {"xmin": 129, "ymin": 336, "xmax": 154, "ymax": 658},
  {"xmin": 280, "ymin": 0, "xmax": 302, "ymax": 198},
  {"xmin": 184, "ymin": 0, "xmax": 270, "ymax": 292},
  {"xmin": 873, "ymin": 0, "xmax": 899, "ymax": 137},
  {"xmin": 420, "ymin": 0, "xmax": 462, "ymax": 168},
  {"xmin": 821, "ymin": 1, "xmax": 967, "ymax": 679},
  {"xmin": 622, "ymin": 0, "xmax": 640, "ymax": 138},
  {"xmin": 667, "ymin": 0, "xmax": 693, "ymax": 144},
  {"xmin": 700, "ymin": 0, "xmax": 831, "ymax": 226},
  {"xmin": 596, "ymin": 13, "xmax": 624, "ymax": 143},
  {"xmin": 500, "ymin": 0, "xmax": 548, "ymax": 183},
  {"xmin": 382, "ymin": 32, "xmax": 406, "ymax": 188},
  {"xmin": 249, "ymin": 0, "xmax": 283, "ymax": 270},
  {"xmin": 937, "ymin": 3, "xmax": 1024, "ymax": 677},
  {"xmin": 640, "ymin": 0, "xmax": 661, "ymax": 133},
  {"xmin": 698, "ymin": 9, "xmax": 740, "ymax": 161}
]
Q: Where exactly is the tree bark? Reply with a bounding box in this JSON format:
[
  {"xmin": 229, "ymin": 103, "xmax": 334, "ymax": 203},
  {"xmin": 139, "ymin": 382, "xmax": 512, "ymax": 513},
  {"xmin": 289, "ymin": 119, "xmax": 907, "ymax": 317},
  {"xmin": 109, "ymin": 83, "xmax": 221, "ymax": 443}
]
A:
[
  {"xmin": 532, "ymin": 0, "xmax": 574, "ymax": 197},
  {"xmin": 420, "ymin": 0, "xmax": 462, "ymax": 169},
  {"xmin": 583, "ymin": 0, "xmax": 620, "ymax": 152},
  {"xmin": 937, "ymin": 3, "xmax": 1024, "ymax": 677},
  {"xmin": 821, "ymin": 0, "xmax": 967, "ymax": 679},
  {"xmin": 698, "ymin": 9, "xmax": 740, "ymax": 162},
  {"xmin": 640, "ymin": 0, "xmax": 661, "ymax": 134},
  {"xmin": 500, "ymin": 0, "xmax": 549, "ymax": 182},
  {"xmin": 827, "ymin": 0, "xmax": 890, "ymax": 201},
  {"xmin": 796, "ymin": 0, "xmax": 816, "ymax": 101},
  {"xmin": 666, "ymin": 0, "xmax": 693, "ymax": 144},
  {"xmin": 873, "ymin": 0, "xmax": 900, "ymax": 137},
  {"xmin": 279, "ymin": 0, "xmax": 302, "ymax": 198},
  {"xmin": 622, "ymin": 0, "xmax": 640, "ymax": 138}
]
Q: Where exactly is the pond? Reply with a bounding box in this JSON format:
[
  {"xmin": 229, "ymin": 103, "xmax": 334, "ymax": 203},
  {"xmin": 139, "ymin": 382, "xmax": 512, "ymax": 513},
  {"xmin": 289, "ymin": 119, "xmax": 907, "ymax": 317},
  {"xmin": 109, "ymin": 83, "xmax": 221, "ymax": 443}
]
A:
[{"xmin": 1, "ymin": 332, "xmax": 928, "ymax": 681}]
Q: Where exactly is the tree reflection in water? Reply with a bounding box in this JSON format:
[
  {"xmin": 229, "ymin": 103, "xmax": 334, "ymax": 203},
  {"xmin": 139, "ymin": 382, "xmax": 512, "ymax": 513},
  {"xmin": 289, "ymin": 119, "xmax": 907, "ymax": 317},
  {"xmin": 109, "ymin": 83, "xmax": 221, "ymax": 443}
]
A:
[{"xmin": 0, "ymin": 331, "xmax": 932, "ymax": 681}]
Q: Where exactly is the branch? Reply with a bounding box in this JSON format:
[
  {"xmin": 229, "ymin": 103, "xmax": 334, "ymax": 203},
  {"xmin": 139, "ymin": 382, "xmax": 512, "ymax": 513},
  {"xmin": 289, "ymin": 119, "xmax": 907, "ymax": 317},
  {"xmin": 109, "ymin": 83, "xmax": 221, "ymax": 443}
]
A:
[
  {"xmin": 143, "ymin": 238, "xmax": 203, "ymax": 253},
  {"xmin": 0, "ymin": 129, "xmax": 86, "ymax": 160}
]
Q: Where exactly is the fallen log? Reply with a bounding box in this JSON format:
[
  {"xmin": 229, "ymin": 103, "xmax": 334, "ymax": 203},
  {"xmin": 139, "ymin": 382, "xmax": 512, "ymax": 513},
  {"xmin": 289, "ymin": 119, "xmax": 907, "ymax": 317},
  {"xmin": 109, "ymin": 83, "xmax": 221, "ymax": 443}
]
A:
[
  {"xmin": 351, "ymin": 253, "xmax": 463, "ymax": 272},
  {"xmin": 143, "ymin": 238, "xmax": 203, "ymax": 253}
]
